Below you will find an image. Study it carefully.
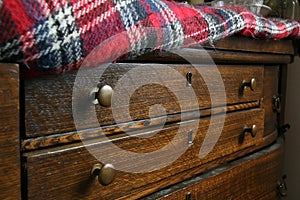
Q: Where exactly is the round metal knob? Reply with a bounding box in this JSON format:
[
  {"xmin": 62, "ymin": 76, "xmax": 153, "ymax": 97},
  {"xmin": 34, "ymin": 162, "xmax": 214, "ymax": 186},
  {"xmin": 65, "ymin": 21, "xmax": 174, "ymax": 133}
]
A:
[
  {"xmin": 242, "ymin": 78, "xmax": 256, "ymax": 91},
  {"xmin": 91, "ymin": 85, "xmax": 113, "ymax": 107},
  {"xmin": 243, "ymin": 124, "xmax": 258, "ymax": 138},
  {"xmin": 91, "ymin": 163, "xmax": 116, "ymax": 186},
  {"xmin": 98, "ymin": 85, "xmax": 113, "ymax": 107}
]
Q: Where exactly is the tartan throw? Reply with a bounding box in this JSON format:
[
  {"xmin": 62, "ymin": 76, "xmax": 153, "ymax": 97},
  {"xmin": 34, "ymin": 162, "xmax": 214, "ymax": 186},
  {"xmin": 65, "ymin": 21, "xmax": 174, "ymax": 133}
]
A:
[{"xmin": 1, "ymin": 0, "xmax": 300, "ymax": 77}]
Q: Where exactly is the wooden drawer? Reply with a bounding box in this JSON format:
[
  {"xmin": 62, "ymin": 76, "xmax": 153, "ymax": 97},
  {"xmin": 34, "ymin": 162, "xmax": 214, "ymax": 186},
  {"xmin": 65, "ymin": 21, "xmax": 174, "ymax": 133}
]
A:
[
  {"xmin": 25, "ymin": 64, "xmax": 263, "ymax": 137},
  {"xmin": 25, "ymin": 109, "xmax": 266, "ymax": 200},
  {"xmin": 143, "ymin": 141, "xmax": 283, "ymax": 200}
]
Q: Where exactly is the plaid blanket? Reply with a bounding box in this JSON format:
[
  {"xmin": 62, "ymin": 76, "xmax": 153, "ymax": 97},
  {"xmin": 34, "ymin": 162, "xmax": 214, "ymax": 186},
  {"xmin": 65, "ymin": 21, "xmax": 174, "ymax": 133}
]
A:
[{"xmin": 1, "ymin": 0, "xmax": 300, "ymax": 76}]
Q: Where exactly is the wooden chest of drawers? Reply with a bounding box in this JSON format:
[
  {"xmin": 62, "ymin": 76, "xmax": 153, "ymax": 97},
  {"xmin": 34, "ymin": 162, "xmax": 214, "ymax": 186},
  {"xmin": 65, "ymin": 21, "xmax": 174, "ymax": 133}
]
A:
[{"xmin": 0, "ymin": 36, "xmax": 293, "ymax": 199}]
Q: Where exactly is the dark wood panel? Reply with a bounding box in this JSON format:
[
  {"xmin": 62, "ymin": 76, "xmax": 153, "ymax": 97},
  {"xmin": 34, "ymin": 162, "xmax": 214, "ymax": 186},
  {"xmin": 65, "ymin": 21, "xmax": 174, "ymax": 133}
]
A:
[
  {"xmin": 25, "ymin": 64, "xmax": 263, "ymax": 137},
  {"xmin": 205, "ymin": 36, "xmax": 294, "ymax": 55},
  {"xmin": 278, "ymin": 65, "xmax": 288, "ymax": 126},
  {"xmin": 263, "ymin": 66, "xmax": 279, "ymax": 136},
  {"xmin": 143, "ymin": 141, "xmax": 283, "ymax": 200},
  {"xmin": 26, "ymin": 109, "xmax": 266, "ymax": 200},
  {"xmin": 0, "ymin": 64, "xmax": 21, "ymax": 199}
]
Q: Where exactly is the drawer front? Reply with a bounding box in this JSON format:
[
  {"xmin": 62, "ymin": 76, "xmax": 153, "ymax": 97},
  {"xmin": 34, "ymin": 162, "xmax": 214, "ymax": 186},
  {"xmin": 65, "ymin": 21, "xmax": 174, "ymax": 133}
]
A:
[
  {"xmin": 144, "ymin": 141, "xmax": 283, "ymax": 200},
  {"xmin": 26, "ymin": 109, "xmax": 265, "ymax": 200},
  {"xmin": 25, "ymin": 64, "xmax": 263, "ymax": 137}
]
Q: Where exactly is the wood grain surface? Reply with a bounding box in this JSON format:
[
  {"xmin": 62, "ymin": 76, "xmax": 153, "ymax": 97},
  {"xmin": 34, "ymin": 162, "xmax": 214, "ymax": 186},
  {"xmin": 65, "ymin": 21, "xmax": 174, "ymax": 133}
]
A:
[
  {"xmin": 205, "ymin": 36, "xmax": 294, "ymax": 55},
  {"xmin": 0, "ymin": 64, "xmax": 21, "ymax": 200},
  {"xmin": 25, "ymin": 64, "xmax": 263, "ymax": 138},
  {"xmin": 143, "ymin": 141, "xmax": 283, "ymax": 200},
  {"xmin": 129, "ymin": 48, "xmax": 293, "ymax": 64},
  {"xmin": 25, "ymin": 109, "xmax": 266, "ymax": 200},
  {"xmin": 21, "ymin": 101, "xmax": 260, "ymax": 151}
]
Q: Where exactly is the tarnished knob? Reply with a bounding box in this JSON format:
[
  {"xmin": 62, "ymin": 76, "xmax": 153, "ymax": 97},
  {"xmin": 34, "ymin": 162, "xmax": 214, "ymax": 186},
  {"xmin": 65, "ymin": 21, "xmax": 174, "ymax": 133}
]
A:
[
  {"xmin": 242, "ymin": 78, "xmax": 256, "ymax": 91},
  {"xmin": 91, "ymin": 85, "xmax": 113, "ymax": 107},
  {"xmin": 91, "ymin": 163, "xmax": 116, "ymax": 186},
  {"xmin": 243, "ymin": 124, "xmax": 258, "ymax": 138}
]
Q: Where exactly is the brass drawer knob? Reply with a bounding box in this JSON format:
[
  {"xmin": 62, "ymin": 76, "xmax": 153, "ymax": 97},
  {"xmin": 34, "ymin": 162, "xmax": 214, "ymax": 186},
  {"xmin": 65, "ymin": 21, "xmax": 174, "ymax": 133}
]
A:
[
  {"xmin": 239, "ymin": 124, "xmax": 258, "ymax": 144},
  {"xmin": 242, "ymin": 78, "xmax": 256, "ymax": 91},
  {"xmin": 91, "ymin": 85, "xmax": 113, "ymax": 107},
  {"xmin": 243, "ymin": 124, "xmax": 258, "ymax": 138},
  {"xmin": 91, "ymin": 163, "xmax": 116, "ymax": 186}
]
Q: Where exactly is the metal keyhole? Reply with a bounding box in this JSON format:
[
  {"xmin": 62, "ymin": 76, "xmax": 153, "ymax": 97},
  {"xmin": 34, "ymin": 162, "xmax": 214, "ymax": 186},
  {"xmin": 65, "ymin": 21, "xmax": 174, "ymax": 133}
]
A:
[
  {"xmin": 188, "ymin": 130, "xmax": 194, "ymax": 146},
  {"xmin": 186, "ymin": 72, "xmax": 193, "ymax": 87}
]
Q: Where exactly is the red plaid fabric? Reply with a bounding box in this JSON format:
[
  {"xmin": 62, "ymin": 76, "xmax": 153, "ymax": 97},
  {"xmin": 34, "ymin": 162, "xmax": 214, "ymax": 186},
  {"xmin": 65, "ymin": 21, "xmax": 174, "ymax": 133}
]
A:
[{"xmin": 0, "ymin": 0, "xmax": 300, "ymax": 77}]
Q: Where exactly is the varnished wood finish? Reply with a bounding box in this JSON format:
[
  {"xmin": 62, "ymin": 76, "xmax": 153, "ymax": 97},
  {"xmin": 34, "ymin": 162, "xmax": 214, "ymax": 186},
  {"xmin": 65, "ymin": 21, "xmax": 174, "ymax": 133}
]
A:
[
  {"xmin": 0, "ymin": 64, "xmax": 21, "ymax": 200},
  {"xmin": 143, "ymin": 141, "xmax": 283, "ymax": 200},
  {"xmin": 25, "ymin": 109, "xmax": 267, "ymax": 200},
  {"xmin": 25, "ymin": 64, "xmax": 263, "ymax": 137},
  {"xmin": 130, "ymin": 49, "xmax": 293, "ymax": 64},
  {"xmin": 205, "ymin": 36, "xmax": 295, "ymax": 55}
]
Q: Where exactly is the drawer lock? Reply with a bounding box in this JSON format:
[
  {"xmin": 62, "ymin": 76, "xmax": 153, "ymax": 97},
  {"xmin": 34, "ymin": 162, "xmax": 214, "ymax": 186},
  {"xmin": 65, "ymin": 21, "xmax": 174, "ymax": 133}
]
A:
[
  {"xmin": 188, "ymin": 130, "xmax": 194, "ymax": 146},
  {"xmin": 186, "ymin": 72, "xmax": 193, "ymax": 87},
  {"xmin": 91, "ymin": 163, "xmax": 116, "ymax": 186}
]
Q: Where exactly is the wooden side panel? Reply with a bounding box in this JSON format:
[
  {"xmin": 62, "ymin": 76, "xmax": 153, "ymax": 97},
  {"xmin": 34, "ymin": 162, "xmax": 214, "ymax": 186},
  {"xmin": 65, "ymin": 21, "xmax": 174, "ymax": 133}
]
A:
[
  {"xmin": 263, "ymin": 66, "xmax": 279, "ymax": 136},
  {"xmin": 144, "ymin": 142, "xmax": 283, "ymax": 200},
  {"xmin": 0, "ymin": 64, "xmax": 21, "ymax": 199}
]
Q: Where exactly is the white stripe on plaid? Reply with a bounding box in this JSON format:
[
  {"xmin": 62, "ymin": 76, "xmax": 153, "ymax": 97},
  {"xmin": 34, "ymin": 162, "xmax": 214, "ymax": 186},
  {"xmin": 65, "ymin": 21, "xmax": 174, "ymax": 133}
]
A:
[
  {"xmin": 79, "ymin": 6, "xmax": 117, "ymax": 34},
  {"xmin": 73, "ymin": 0, "xmax": 108, "ymax": 19},
  {"xmin": 36, "ymin": 0, "xmax": 51, "ymax": 18},
  {"xmin": 148, "ymin": 0, "xmax": 185, "ymax": 49},
  {"xmin": 220, "ymin": 9, "xmax": 245, "ymax": 36},
  {"xmin": 0, "ymin": 38, "xmax": 22, "ymax": 60},
  {"xmin": 24, "ymin": 4, "xmax": 82, "ymax": 68}
]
